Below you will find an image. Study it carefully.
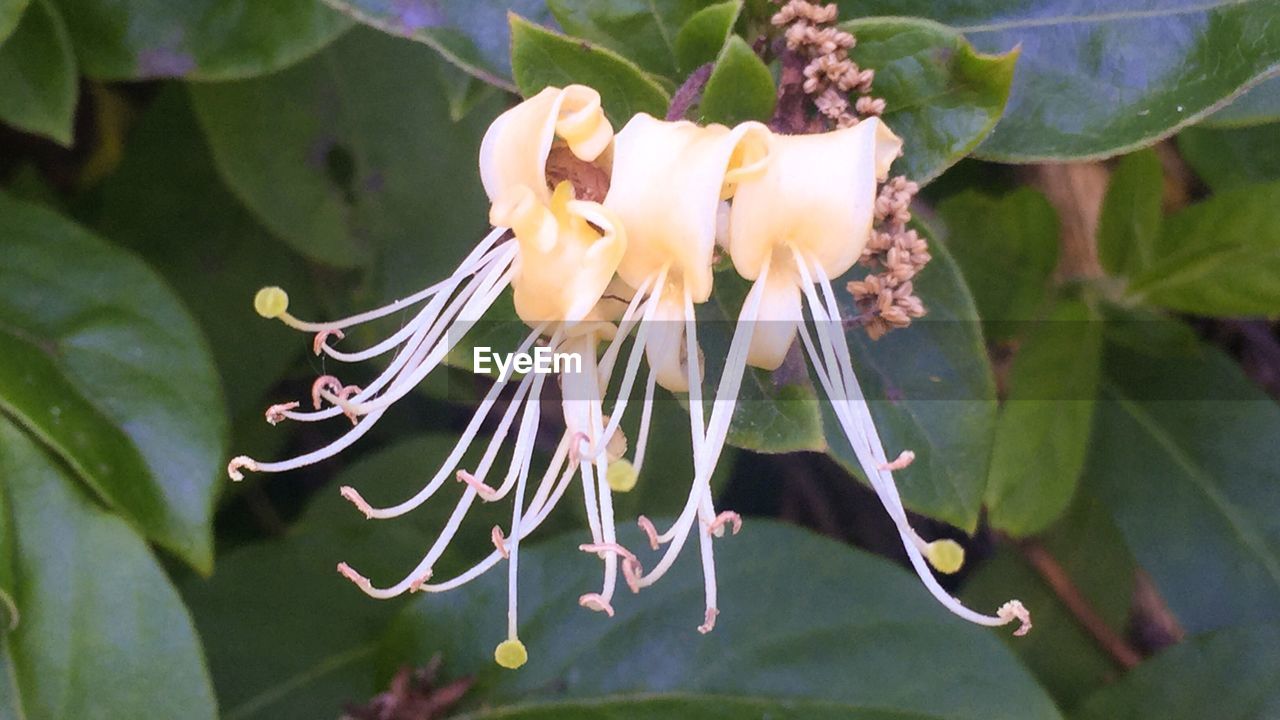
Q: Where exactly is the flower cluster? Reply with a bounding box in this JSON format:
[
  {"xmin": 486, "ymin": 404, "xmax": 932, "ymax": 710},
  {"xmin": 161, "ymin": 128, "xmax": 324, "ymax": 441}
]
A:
[{"xmin": 229, "ymin": 84, "xmax": 1029, "ymax": 669}]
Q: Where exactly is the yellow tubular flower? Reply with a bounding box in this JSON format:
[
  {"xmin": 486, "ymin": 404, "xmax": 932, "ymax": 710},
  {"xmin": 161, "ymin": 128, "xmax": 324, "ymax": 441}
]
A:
[
  {"xmin": 597, "ymin": 115, "xmax": 771, "ymax": 633},
  {"xmin": 729, "ymin": 118, "xmax": 902, "ymax": 369},
  {"xmin": 232, "ymin": 86, "xmax": 645, "ymax": 669},
  {"xmin": 724, "ymin": 118, "xmax": 1030, "ymax": 636}
]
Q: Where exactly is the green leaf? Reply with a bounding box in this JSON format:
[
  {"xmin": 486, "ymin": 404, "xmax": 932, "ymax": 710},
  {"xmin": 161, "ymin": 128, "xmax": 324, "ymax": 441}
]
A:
[
  {"xmin": 0, "ymin": 0, "xmax": 75, "ymax": 145},
  {"xmin": 383, "ymin": 522, "xmax": 1062, "ymax": 720},
  {"xmin": 1201, "ymin": 74, "xmax": 1280, "ymax": 128},
  {"xmin": 0, "ymin": 0, "xmax": 30, "ymax": 43},
  {"xmin": 936, "ymin": 187, "xmax": 1059, "ymax": 338},
  {"xmin": 674, "ymin": 1, "xmax": 742, "ymax": 76},
  {"xmin": 321, "ymin": 0, "xmax": 553, "ymax": 91},
  {"xmin": 842, "ymin": 17, "xmax": 1018, "ymax": 184},
  {"xmin": 964, "ymin": 495, "xmax": 1134, "ymax": 712},
  {"xmin": 510, "ymin": 14, "xmax": 671, "ymax": 126},
  {"xmin": 1097, "ymin": 149, "xmax": 1163, "ymax": 278},
  {"xmin": 698, "ymin": 34, "xmax": 775, "ymax": 125},
  {"xmin": 49, "ymin": 0, "xmax": 349, "ymax": 80},
  {"xmin": 843, "ymin": 0, "xmax": 1280, "ymax": 160},
  {"xmin": 89, "ymin": 88, "xmax": 319, "ymax": 423},
  {"xmin": 0, "ymin": 471, "xmax": 16, "ymax": 634},
  {"xmin": 1127, "ymin": 181, "xmax": 1280, "ymax": 316},
  {"xmin": 459, "ymin": 697, "xmax": 945, "ymax": 719},
  {"xmin": 985, "ymin": 298, "xmax": 1102, "ymax": 537},
  {"xmin": 1177, "ymin": 122, "xmax": 1280, "ymax": 192},
  {"xmin": 1084, "ymin": 310, "xmax": 1280, "ymax": 633},
  {"xmin": 548, "ymin": 0, "xmax": 722, "ymax": 80},
  {"xmin": 184, "ymin": 434, "xmax": 579, "ymax": 720},
  {"xmin": 0, "ymin": 416, "xmax": 217, "ymax": 720},
  {"xmin": 1074, "ymin": 623, "xmax": 1280, "ymax": 720},
  {"xmin": 0, "ymin": 193, "xmax": 226, "ymax": 571},
  {"xmin": 190, "ymin": 27, "xmax": 504, "ymax": 283}
]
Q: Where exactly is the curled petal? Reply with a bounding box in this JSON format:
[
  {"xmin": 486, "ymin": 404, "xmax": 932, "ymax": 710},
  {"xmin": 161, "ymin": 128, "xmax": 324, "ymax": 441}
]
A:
[
  {"xmin": 606, "ymin": 114, "xmax": 772, "ymax": 303},
  {"xmin": 729, "ymin": 118, "xmax": 902, "ymax": 282},
  {"xmin": 479, "ymin": 85, "xmax": 613, "ymax": 207}
]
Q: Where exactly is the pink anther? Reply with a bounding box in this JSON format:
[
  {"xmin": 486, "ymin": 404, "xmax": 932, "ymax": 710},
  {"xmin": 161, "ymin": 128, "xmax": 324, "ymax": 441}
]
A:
[
  {"xmin": 492, "ymin": 526, "xmax": 510, "ymax": 559},
  {"xmin": 578, "ymin": 593, "xmax": 615, "ymax": 617},
  {"xmin": 456, "ymin": 470, "xmax": 499, "ymax": 501},
  {"xmin": 578, "ymin": 542, "xmax": 637, "ymax": 564},
  {"xmin": 313, "ymin": 328, "xmax": 345, "ymax": 356},
  {"xmin": 570, "ymin": 431, "xmax": 595, "ymax": 462},
  {"xmin": 622, "ymin": 557, "xmax": 644, "ymax": 594},
  {"xmin": 708, "ymin": 511, "xmax": 742, "ymax": 538},
  {"xmin": 697, "ymin": 607, "xmax": 720, "ymax": 634},
  {"xmin": 227, "ymin": 455, "xmax": 257, "ymax": 481},
  {"xmin": 264, "ymin": 401, "xmax": 300, "ymax": 425},
  {"xmin": 878, "ymin": 449, "xmax": 916, "ymax": 471},
  {"xmin": 339, "ymin": 486, "xmax": 374, "ymax": 518},
  {"xmin": 409, "ymin": 569, "xmax": 434, "ymax": 593},
  {"xmin": 336, "ymin": 562, "xmax": 372, "ymax": 591},
  {"xmin": 999, "ymin": 600, "xmax": 1033, "ymax": 637},
  {"xmin": 311, "ymin": 375, "xmax": 343, "ymax": 409},
  {"xmin": 637, "ymin": 515, "xmax": 660, "ymax": 550},
  {"xmin": 336, "ymin": 384, "xmax": 363, "ymax": 424}
]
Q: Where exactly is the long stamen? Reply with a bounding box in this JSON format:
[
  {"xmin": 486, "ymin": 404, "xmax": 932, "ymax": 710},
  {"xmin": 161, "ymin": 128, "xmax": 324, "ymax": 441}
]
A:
[
  {"xmin": 279, "ymin": 242, "xmax": 516, "ymax": 425},
  {"xmin": 598, "ymin": 267, "xmax": 669, "ymax": 451},
  {"xmin": 274, "ymin": 228, "xmax": 506, "ymax": 333},
  {"xmin": 341, "ymin": 324, "xmax": 546, "ymax": 518},
  {"xmin": 339, "ymin": 341, "xmax": 553, "ymax": 601},
  {"xmin": 792, "ymin": 249, "xmax": 1028, "ymax": 633},
  {"xmin": 318, "ymin": 246, "xmax": 509, "ymax": 363}
]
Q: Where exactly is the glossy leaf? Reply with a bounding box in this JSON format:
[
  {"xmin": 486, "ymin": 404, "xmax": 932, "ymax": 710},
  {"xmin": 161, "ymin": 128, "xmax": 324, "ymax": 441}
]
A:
[
  {"xmin": 1084, "ymin": 311, "xmax": 1280, "ymax": 633},
  {"xmin": 383, "ymin": 522, "xmax": 1062, "ymax": 720},
  {"xmin": 1097, "ymin": 148, "xmax": 1163, "ymax": 278},
  {"xmin": 0, "ymin": 469, "xmax": 15, "ymax": 634},
  {"xmin": 842, "ymin": 17, "xmax": 1018, "ymax": 184},
  {"xmin": 1074, "ymin": 623, "xmax": 1280, "ymax": 720},
  {"xmin": 90, "ymin": 88, "xmax": 318, "ymax": 421},
  {"xmin": 985, "ymin": 298, "xmax": 1102, "ymax": 537},
  {"xmin": 50, "ymin": 0, "xmax": 349, "ymax": 80},
  {"xmin": 964, "ymin": 495, "xmax": 1134, "ymax": 711},
  {"xmin": 461, "ymin": 698, "xmax": 943, "ymax": 719},
  {"xmin": 0, "ymin": 0, "xmax": 30, "ymax": 43},
  {"xmin": 842, "ymin": 0, "xmax": 1280, "ymax": 160},
  {"xmin": 698, "ymin": 34, "xmax": 775, "ymax": 124},
  {"xmin": 1201, "ymin": 74, "xmax": 1280, "ymax": 128},
  {"xmin": 0, "ymin": 193, "xmax": 225, "ymax": 571},
  {"xmin": 674, "ymin": 0, "xmax": 741, "ymax": 75},
  {"xmin": 0, "ymin": 0, "xmax": 75, "ymax": 145},
  {"xmin": 937, "ymin": 187, "xmax": 1059, "ymax": 338},
  {"xmin": 0, "ymin": 417, "xmax": 217, "ymax": 720},
  {"xmin": 190, "ymin": 27, "xmax": 503, "ymax": 283},
  {"xmin": 510, "ymin": 14, "xmax": 670, "ymax": 126},
  {"xmin": 1127, "ymin": 181, "xmax": 1280, "ymax": 316},
  {"xmin": 321, "ymin": 0, "xmax": 553, "ymax": 90},
  {"xmin": 1177, "ymin": 123, "xmax": 1280, "ymax": 192},
  {"xmin": 185, "ymin": 434, "xmax": 578, "ymax": 720},
  {"xmin": 548, "ymin": 0, "xmax": 725, "ymax": 80}
]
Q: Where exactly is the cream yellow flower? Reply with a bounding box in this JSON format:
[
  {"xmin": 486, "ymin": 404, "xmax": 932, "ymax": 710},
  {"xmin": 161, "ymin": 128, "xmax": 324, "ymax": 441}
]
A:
[
  {"xmin": 595, "ymin": 114, "xmax": 772, "ymax": 633},
  {"xmin": 726, "ymin": 118, "xmax": 1029, "ymax": 634},
  {"xmin": 227, "ymin": 86, "xmax": 644, "ymax": 667}
]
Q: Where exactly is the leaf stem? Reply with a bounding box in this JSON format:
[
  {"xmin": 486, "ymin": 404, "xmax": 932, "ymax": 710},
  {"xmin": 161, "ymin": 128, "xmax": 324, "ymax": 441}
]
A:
[
  {"xmin": 666, "ymin": 63, "xmax": 714, "ymax": 121},
  {"xmin": 1018, "ymin": 539, "xmax": 1142, "ymax": 670}
]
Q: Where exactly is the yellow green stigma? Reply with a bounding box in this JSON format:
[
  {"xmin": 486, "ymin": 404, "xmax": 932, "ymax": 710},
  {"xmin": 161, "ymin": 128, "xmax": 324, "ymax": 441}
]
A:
[
  {"xmin": 494, "ymin": 638, "xmax": 528, "ymax": 669},
  {"xmin": 606, "ymin": 459, "xmax": 638, "ymax": 492},
  {"xmin": 254, "ymin": 286, "xmax": 289, "ymax": 319},
  {"xmin": 924, "ymin": 539, "xmax": 965, "ymax": 575}
]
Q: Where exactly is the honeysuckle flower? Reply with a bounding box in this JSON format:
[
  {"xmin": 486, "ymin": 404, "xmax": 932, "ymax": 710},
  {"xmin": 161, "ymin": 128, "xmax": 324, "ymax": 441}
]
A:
[
  {"xmin": 596, "ymin": 113, "xmax": 773, "ymax": 633},
  {"xmin": 726, "ymin": 118, "xmax": 1030, "ymax": 635},
  {"xmin": 227, "ymin": 85, "xmax": 649, "ymax": 667}
]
